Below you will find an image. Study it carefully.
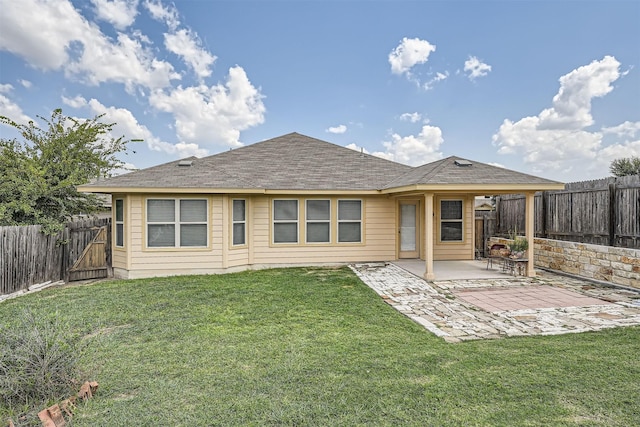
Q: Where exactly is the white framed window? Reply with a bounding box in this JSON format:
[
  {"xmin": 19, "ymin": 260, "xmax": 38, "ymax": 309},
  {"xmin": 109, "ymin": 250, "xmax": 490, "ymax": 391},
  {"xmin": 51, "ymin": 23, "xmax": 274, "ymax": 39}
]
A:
[
  {"xmin": 115, "ymin": 198, "xmax": 124, "ymax": 248},
  {"xmin": 306, "ymin": 199, "xmax": 330, "ymax": 243},
  {"xmin": 338, "ymin": 200, "xmax": 362, "ymax": 243},
  {"xmin": 440, "ymin": 199, "xmax": 463, "ymax": 242},
  {"xmin": 273, "ymin": 199, "xmax": 298, "ymax": 243},
  {"xmin": 232, "ymin": 199, "xmax": 246, "ymax": 246},
  {"xmin": 147, "ymin": 199, "xmax": 208, "ymax": 248}
]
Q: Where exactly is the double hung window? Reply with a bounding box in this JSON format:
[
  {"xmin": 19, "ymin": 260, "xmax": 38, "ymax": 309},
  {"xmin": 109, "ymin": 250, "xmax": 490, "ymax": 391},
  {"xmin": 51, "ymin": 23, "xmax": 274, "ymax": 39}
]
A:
[
  {"xmin": 338, "ymin": 200, "xmax": 362, "ymax": 243},
  {"xmin": 115, "ymin": 199, "xmax": 124, "ymax": 247},
  {"xmin": 232, "ymin": 199, "xmax": 246, "ymax": 246},
  {"xmin": 273, "ymin": 200, "xmax": 298, "ymax": 243},
  {"xmin": 147, "ymin": 199, "xmax": 208, "ymax": 247},
  {"xmin": 306, "ymin": 200, "xmax": 330, "ymax": 243},
  {"xmin": 440, "ymin": 200, "xmax": 463, "ymax": 242}
]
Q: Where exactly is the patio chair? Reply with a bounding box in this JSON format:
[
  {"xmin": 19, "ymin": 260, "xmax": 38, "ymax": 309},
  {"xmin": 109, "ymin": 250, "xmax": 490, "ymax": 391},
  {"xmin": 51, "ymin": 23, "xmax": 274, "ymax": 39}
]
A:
[{"xmin": 486, "ymin": 243, "xmax": 508, "ymax": 270}]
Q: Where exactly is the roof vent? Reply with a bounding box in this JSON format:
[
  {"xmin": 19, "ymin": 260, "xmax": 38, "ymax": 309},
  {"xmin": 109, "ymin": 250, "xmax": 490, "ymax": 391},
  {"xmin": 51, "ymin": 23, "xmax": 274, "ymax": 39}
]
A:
[
  {"xmin": 454, "ymin": 159, "xmax": 472, "ymax": 167},
  {"xmin": 178, "ymin": 160, "xmax": 193, "ymax": 167}
]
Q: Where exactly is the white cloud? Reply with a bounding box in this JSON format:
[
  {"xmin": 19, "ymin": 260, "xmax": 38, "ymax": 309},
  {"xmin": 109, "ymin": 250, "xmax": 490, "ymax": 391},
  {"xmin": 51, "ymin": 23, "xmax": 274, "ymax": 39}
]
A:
[
  {"xmin": 0, "ymin": 84, "xmax": 32, "ymax": 125},
  {"xmin": 0, "ymin": 0, "xmax": 180, "ymax": 93},
  {"xmin": 18, "ymin": 79, "xmax": 32, "ymax": 88},
  {"xmin": 602, "ymin": 121, "xmax": 640, "ymax": 137},
  {"xmin": 64, "ymin": 95, "xmax": 208, "ymax": 158},
  {"xmin": 492, "ymin": 56, "xmax": 638, "ymax": 179},
  {"xmin": 400, "ymin": 112, "xmax": 422, "ymax": 123},
  {"xmin": 346, "ymin": 126, "xmax": 444, "ymax": 166},
  {"xmin": 91, "ymin": 0, "xmax": 139, "ymax": 30},
  {"xmin": 149, "ymin": 66, "xmax": 266, "ymax": 149},
  {"xmin": 388, "ymin": 37, "xmax": 436, "ymax": 76},
  {"xmin": 464, "ymin": 56, "xmax": 491, "ymax": 80},
  {"xmin": 423, "ymin": 71, "xmax": 449, "ymax": 90},
  {"xmin": 62, "ymin": 95, "xmax": 90, "ymax": 109},
  {"xmin": 164, "ymin": 29, "xmax": 216, "ymax": 79},
  {"xmin": 538, "ymin": 55, "xmax": 620, "ymax": 130},
  {"xmin": 378, "ymin": 125, "xmax": 444, "ymax": 166},
  {"xmin": 144, "ymin": 0, "xmax": 180, "ymax": 30},
  {"xmin": 326, "ymin": 124, "xmax": 347, "ymax": 134}
]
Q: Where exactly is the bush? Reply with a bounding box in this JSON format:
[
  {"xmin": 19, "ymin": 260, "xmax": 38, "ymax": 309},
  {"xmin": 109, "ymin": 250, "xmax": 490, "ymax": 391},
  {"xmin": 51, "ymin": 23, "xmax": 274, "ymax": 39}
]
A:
[{"xmin": 0, "ymin": 309, "xmax": 88, "ymax": 413}]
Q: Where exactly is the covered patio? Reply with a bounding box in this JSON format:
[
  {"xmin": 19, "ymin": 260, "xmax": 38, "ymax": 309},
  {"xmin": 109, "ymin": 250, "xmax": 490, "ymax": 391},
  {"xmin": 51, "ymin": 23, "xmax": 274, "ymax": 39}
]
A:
[{"xmin": 394, "ymin": 259, "xmax": 514, "ymax": 281}]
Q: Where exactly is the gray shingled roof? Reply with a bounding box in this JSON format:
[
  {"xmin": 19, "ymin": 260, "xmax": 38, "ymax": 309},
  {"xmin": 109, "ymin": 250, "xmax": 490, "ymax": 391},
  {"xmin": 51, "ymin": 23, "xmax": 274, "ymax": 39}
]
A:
[
  {"xmin": 81, "ymin": 132, "xmax": 562, "ymax": 192},
  {"xmin": 383, "ymin": 156, "xmax": 561, "ymax": 189}
]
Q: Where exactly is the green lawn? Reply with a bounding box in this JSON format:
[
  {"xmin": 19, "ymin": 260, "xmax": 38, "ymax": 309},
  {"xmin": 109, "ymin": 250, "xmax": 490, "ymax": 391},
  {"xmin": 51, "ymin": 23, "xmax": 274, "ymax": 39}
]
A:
[{"xmin": 1, "ymin": 267, "xmax": 639, "ymax": 426}]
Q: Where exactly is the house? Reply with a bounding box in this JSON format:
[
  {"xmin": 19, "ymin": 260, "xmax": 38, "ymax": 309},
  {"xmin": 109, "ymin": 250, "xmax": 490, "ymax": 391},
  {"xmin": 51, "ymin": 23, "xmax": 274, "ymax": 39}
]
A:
[{"xmin": 78, "ymin": 132, "xmax": 564, "ymax": 280}]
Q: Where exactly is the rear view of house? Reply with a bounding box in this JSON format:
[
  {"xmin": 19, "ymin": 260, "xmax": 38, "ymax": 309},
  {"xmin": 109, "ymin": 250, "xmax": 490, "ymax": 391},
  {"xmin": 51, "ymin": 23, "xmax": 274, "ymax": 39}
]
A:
[{"xmin": 79, "ymin": 133, "xmax": 564, "ymax": 280}]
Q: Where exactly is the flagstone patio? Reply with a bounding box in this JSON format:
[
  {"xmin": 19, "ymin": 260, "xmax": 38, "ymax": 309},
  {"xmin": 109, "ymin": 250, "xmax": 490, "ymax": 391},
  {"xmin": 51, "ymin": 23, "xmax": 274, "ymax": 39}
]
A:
[{"xmin": 350, "ymin": 262, "xmax": 640, "ymax": 343}]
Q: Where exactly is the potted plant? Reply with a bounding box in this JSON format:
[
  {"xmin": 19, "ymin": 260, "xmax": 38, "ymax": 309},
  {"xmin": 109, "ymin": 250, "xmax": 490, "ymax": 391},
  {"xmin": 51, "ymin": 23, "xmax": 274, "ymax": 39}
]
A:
[{"xmin": 508, "ymin": 233, "xmax": 529, "ymax": 259}]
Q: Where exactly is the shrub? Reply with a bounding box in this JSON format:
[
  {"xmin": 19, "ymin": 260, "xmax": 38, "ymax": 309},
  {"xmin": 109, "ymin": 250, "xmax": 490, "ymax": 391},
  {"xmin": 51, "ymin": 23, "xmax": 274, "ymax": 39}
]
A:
[{"xmin": 0, "ymin": 309, "xmax": 87, "ymax": 412}]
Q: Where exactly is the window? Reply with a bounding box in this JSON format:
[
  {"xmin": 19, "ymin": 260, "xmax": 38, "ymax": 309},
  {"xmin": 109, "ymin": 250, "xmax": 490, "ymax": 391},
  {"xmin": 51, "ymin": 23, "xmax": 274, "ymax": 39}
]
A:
[
  {"xmin": 306, "ymin": 200, "xmax": 330, "ymax": 243},
  {"xmin": 232, "ymin": 199, "xmax": 246, "ymax": 246},
  {"xmin": 338, "ymin": 200, "xmax": 362, "ymax": 243},
  {"xmin": 115, "ymin": 199, "xmax": 124, "ymax": 247},
  {"xmin": 147, "ymin": 199, "xmax": 208, "ymax": 247},
  {"xmin": 273, "ymin": 200, "xmax": 298, "ymax": 243},
  {"xmin": 440, "ymin": 200, "xmax": 463, "ymax": 242}
]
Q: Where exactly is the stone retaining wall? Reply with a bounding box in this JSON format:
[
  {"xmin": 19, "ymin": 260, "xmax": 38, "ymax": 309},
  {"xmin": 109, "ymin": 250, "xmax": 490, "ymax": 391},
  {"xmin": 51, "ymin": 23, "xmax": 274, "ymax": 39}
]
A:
[{"xmin": 489, "ymin": 237, "xmax": 640, "ymax": 289}]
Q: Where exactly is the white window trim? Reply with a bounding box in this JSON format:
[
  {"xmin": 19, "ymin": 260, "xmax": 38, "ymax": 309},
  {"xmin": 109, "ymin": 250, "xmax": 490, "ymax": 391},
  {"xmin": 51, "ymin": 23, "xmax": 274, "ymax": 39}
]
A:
[
  {"xmin": 337, "ymin": 199, "xmax": 363, "ymax": 243},
  {"xmin": 305, "ymin": 199, "xmax": 331, "ymax": 244},
  {"xmin": 115, "ymin": 198, "xmax": 124, "ymax": 248},
  {"xmin": 146, "ymin": 198, "xmax": 209, "ymax": 248},
  {"xmin": 273, "ymin": 199, "xmax": 299, "ymax": 244},
  {"xmin": 439, "ymin": 199, "xmax": 464, "ymax": 242},
  {"xmin": 232, "ymin": 199, "xmax": 246, "ymax": 247}
]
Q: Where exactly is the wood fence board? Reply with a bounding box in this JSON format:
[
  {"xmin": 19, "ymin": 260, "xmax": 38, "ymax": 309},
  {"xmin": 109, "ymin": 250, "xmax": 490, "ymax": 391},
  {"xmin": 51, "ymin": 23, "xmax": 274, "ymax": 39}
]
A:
[
  {"xmin": 1, "ymin": 218, "xmax": 111, "ymax": 295},
  {"xmin": 496, "ymin": 175, "xmax": 640, "ymax": 249}
]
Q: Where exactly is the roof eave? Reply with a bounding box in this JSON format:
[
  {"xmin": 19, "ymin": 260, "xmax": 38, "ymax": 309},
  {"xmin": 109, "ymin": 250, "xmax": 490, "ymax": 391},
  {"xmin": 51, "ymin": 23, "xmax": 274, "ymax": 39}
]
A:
[
  {"xmin": 77, "ymin": 186, "xmax": 383, "ymax": 195},
  {"xmin": 381, "ymin": 183, "xmax": 566, "ymax": 194}
]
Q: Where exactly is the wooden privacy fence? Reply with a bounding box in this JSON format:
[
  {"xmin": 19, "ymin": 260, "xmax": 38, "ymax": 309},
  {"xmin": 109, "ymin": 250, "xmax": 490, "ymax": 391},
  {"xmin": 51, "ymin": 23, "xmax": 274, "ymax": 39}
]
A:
[
  {"xmin": 496, "ymin": 175, "xmax": 640, "ymax": 249},
  {"xmin": 0, "ymin": 218, "xmax": 111, "ymax": 295}
]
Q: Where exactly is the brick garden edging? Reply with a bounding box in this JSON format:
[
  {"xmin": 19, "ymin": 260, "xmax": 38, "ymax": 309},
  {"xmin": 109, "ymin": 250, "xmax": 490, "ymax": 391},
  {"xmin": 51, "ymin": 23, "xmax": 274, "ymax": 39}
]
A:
[{"xmin": 489, "ymin": 237, "xmax": 640, "ymax": 290}]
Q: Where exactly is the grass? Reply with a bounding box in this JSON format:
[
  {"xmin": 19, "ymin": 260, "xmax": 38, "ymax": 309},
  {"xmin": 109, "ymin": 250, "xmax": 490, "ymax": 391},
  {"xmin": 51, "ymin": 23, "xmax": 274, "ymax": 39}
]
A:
[{"xmin": 1, "ymin": 267, "xmax": 639, "ymax": 426}]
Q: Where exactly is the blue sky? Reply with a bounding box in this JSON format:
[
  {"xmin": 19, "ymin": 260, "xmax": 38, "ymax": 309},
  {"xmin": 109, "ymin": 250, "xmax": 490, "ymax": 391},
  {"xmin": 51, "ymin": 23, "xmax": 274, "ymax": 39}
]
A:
[{"xmin": 1, "ymin": 0, "xmax": 639, "ymax": 182}]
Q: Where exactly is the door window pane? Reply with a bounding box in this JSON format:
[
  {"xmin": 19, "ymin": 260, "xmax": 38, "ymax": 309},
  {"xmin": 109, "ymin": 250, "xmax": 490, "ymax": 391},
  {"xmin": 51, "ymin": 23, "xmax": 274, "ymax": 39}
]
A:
[{"xmin": 400, "ymin": 204, "xmax": 416, "ymax": 251}]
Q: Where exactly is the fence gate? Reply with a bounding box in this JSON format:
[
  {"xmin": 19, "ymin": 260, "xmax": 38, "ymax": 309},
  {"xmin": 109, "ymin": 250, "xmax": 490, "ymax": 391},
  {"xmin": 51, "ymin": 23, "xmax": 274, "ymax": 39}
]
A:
[{"xmin": 68, "ymin": 226, "xmax": 109, "ymax": 281}]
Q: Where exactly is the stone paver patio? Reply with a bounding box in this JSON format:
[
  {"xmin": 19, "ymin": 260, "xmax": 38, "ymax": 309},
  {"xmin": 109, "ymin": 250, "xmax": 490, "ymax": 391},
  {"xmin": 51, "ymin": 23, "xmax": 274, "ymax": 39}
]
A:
[{"xmin": 350, "ymin": 262, "xmax": 640, "ymax": 343}]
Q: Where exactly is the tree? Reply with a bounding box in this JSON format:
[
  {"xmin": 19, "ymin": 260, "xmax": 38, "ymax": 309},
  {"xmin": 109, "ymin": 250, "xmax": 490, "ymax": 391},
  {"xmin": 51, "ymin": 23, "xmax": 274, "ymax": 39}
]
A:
[
  {"xmin": 610, "ymin": 156, "xmax": 640, "ymax": 177},
  {"xmin": 0, "ymin": 109, "xmax": 131, "ymax": 233}
]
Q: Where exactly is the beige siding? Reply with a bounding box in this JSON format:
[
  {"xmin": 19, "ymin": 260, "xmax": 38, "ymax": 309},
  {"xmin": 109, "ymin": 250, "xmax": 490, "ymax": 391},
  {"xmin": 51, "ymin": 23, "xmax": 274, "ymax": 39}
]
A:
[
  {"xmin": 252, "ymin": 196, "xmax": 396, "ymax": 264},
  {"xmin": 127, "ymin": 194, "xmax": 224, "ymax": 274},
  {"xmin": 119, "ymin": 193, "xmax": 397, "ymax": 278},
  {"xmin": 433, "ymin": 195, "xmax": 475, "ymax": 260}
]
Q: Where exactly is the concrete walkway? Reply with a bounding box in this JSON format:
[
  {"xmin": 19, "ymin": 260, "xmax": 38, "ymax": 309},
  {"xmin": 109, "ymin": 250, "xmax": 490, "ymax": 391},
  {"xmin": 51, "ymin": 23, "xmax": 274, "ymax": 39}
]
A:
[{"xmin": 350, "ymin": 262, "xmax": 640, "ymax": 343}]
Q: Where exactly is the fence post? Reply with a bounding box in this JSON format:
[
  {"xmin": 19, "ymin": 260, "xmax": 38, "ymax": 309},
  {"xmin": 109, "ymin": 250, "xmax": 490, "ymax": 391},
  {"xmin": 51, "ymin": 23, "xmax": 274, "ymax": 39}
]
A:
[
  {"xmin": 609, "ymin": 182, "xmax": 616, "ymax": 247},
  {"xmin": 540, "ymin": 191, "xmax": 547, "ymax": 238}
]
